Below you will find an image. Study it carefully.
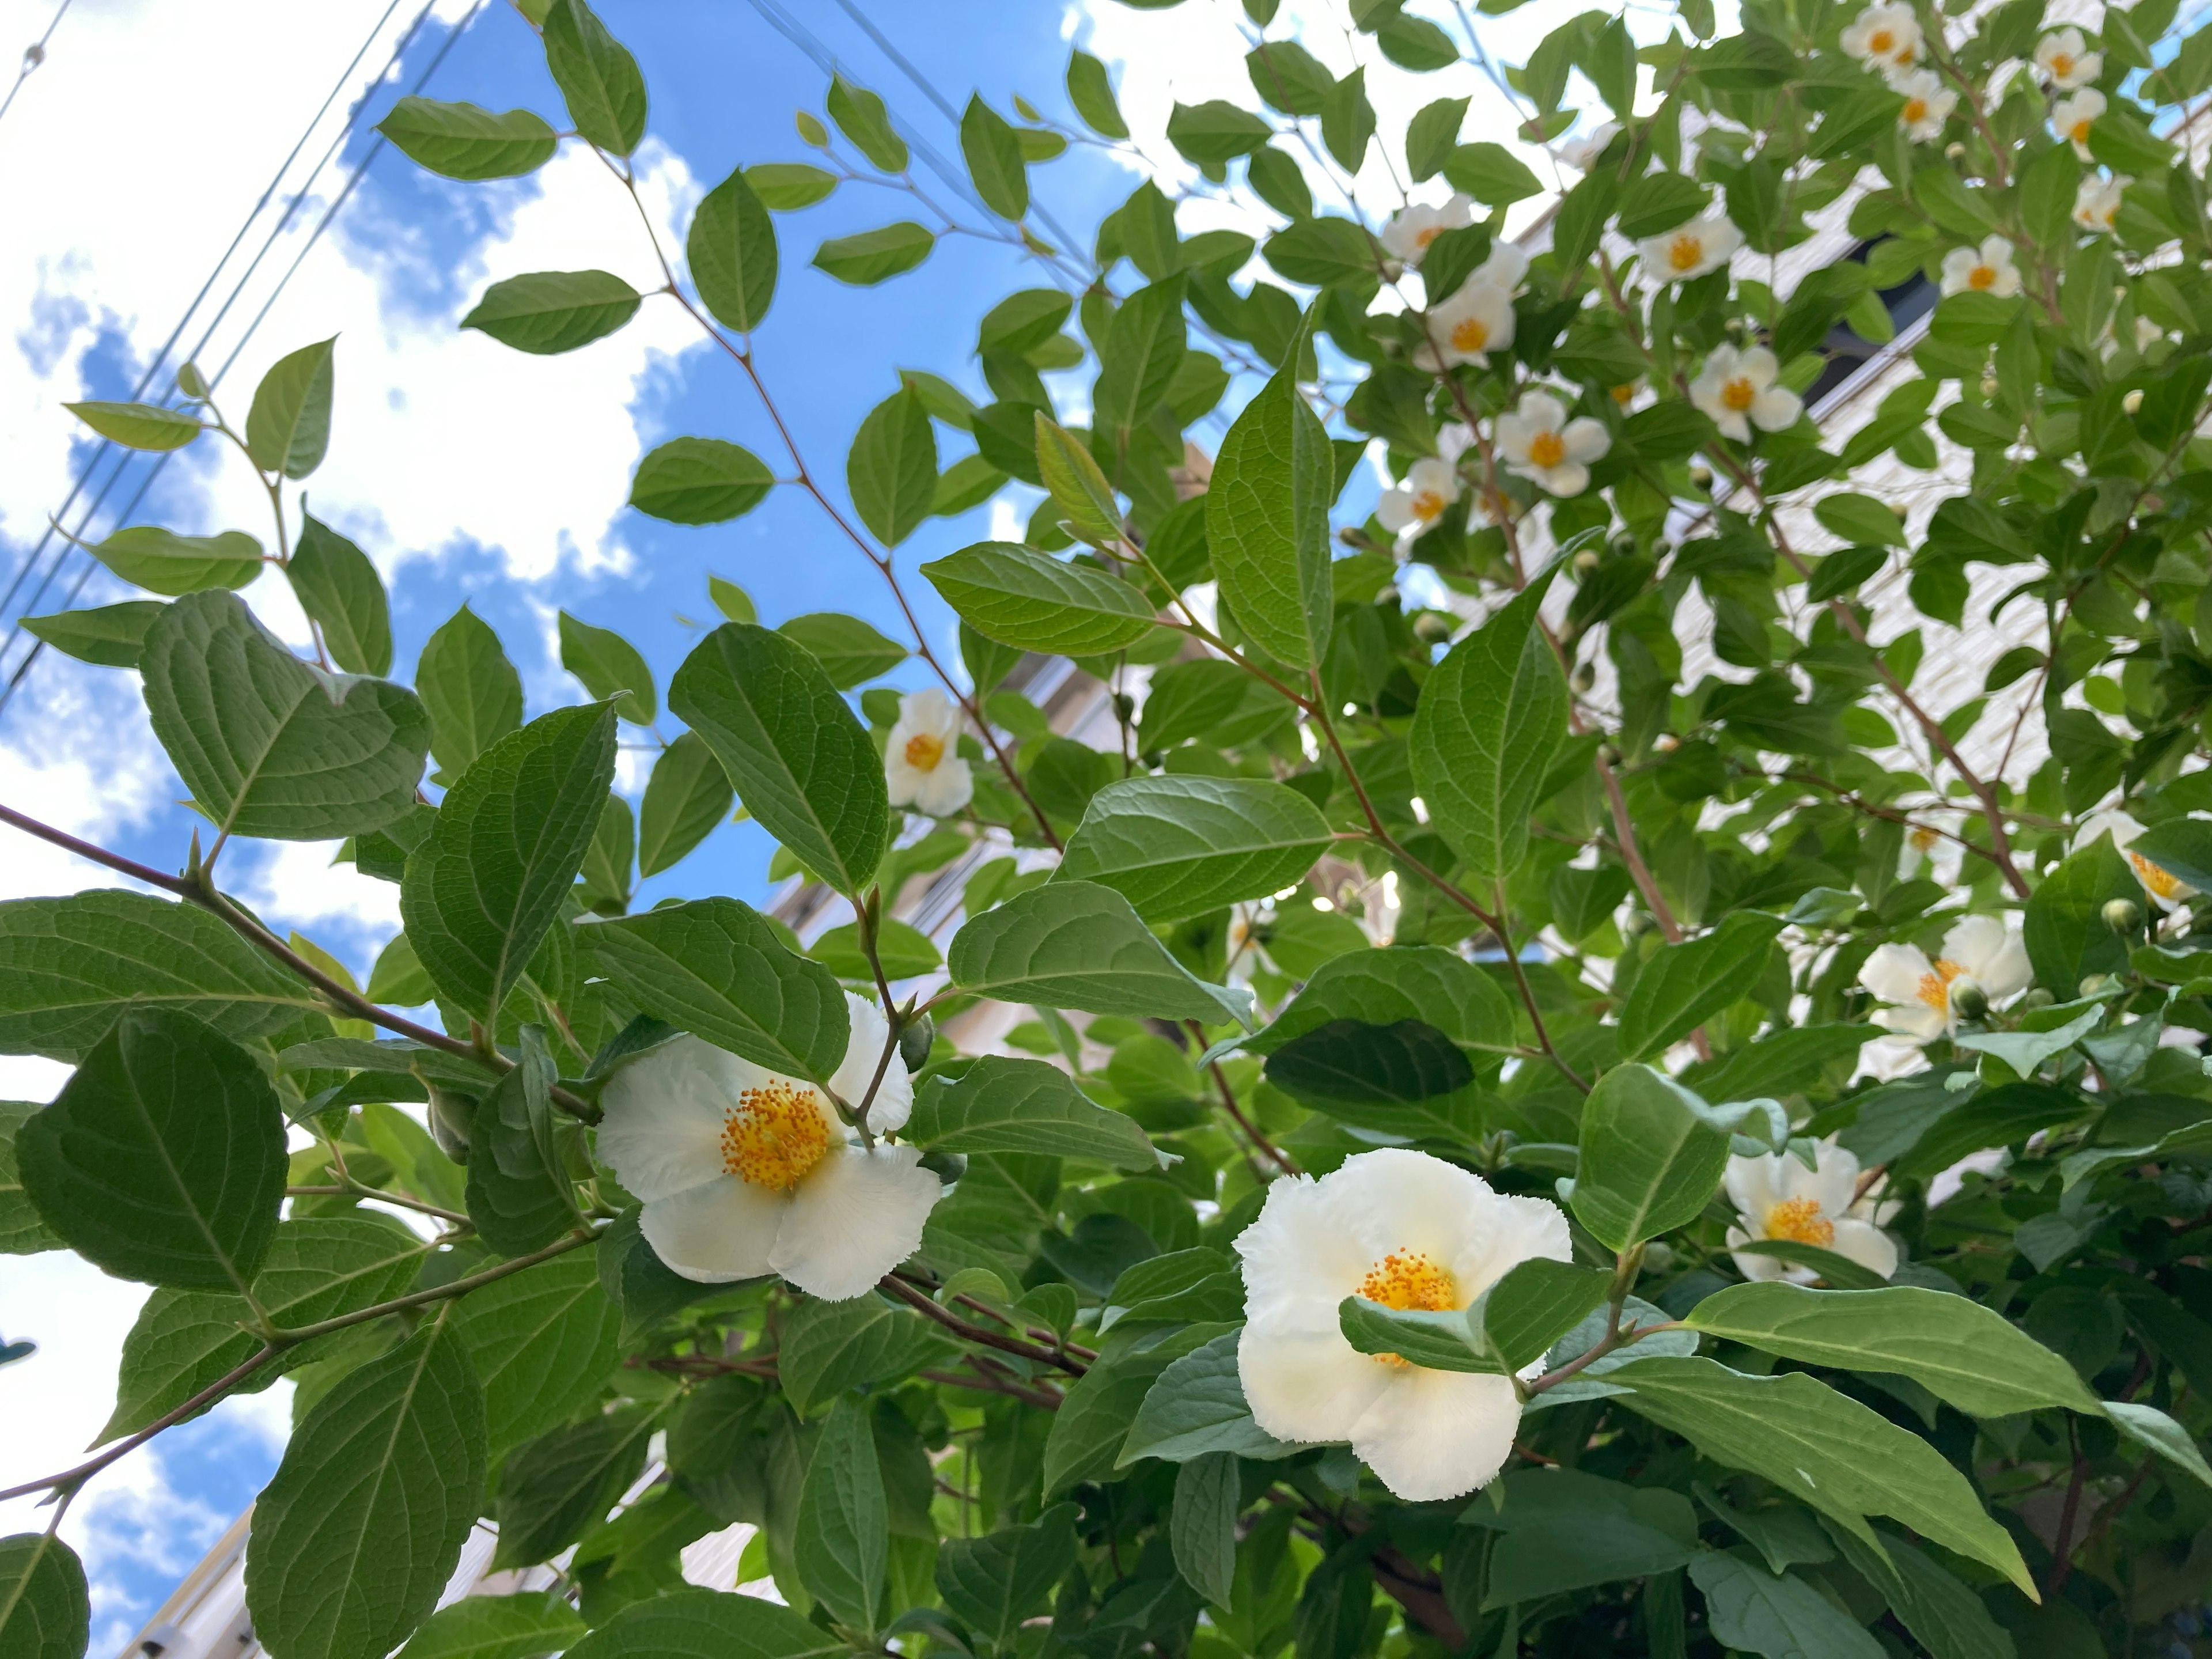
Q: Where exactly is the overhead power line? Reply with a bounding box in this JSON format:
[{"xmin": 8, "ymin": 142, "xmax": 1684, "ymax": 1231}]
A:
[{"xmin": 0, "ymin": 0, "xmax": 71, "ymax": 132}]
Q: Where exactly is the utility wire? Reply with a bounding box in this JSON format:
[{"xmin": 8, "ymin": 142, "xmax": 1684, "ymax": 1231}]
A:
[{"xmin": 0, "ymin": 0, "xmax": 70, "ymax": 131}]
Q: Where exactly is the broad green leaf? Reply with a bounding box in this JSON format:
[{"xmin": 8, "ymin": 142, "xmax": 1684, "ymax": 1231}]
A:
[
  {"xmin": 579, "ymin": 897, "xmax": 849, "ymax": 1082},
  {"xmin": 1207, "ymin": 357, "xmax": 1333, "ymax": 669},
  {"xmin": 709, "ymin": 574, "xmax": 756, "ymax": 623},
  {"xmin": 416, "ymin": 603, "xmax": 524, "ymax": 779},
  {"xmin": 17, "ymin": 1007, "xmax": 285, "ymax": 1291},
  {"xmin": 376, "ymin": 97, "xmax": 558, "ymax": 179},
  {"xmin": 777, "ymin": 612, "xmax": 907, "ymax": 690},
  {"xmin": 827, "ymin": 75, "xmax": 908, "ymax": 171},
  {"xmin": 0, "ymin": 1533, "xmax": 88, "ymax": 1659},
  {"xmin": 396, "ymin": 1592, "xmax": 586, "ymax": 1659},
  {"xmin": 289, "ymin": 514, "xmax": 393, "ymax": 676},
  {"xmin": 1035, "ymin": 415, "xmax": 1123, "ymax": 544},
  {"xmin": 979, "ymin": 289, "xmax": 1073, "ymax": 354},
  {"xmin": 921, "ymin": 541, "xmax": 1156, "ymax": 655},
  {"xmin": 638, "ymin": 730, "xmax": 732, "ymax": 876},
  {"xmin": 1409, "ymin": 571, "xmax": 1567, "ymax": 882},
  {"xmin": 542, "ymin": 0, "xmax": 646, "ymax": 154},
  {"xmin": 1067, "ymin": 48, "xmax": 1130, "ymax": 138},
  {"xmin": 2024, "ymin": 838, "xmax": 2138, "ymax": 995},
  {"xmin": 2126, "ymin": 817, "xmax": 2212, "ymax": 892},
  {"xmin": 1094, "ymin": 275, "xmax": 1188, "ymax": 433},
  {"xmin": 1619, "ymin": 911, "xmax": 1786, "ymax": 1060},
  {"xmin": 1444, "ymin": 141, "xmax": 1544, "ymax": 203},
  {"xmin": 1479, "ymin": 1258, "xmax": 1612, "ymax": 1372},
  {"xmin": 558, "ymin": 611, "xmax": 656, "ymax": 723},
  {"xmin": 1119, "ymin": 1330, "xmax": 1295, "ymax": 1463},
  {"xmin": 1725, "ymin": 1240, "xmax": 1891, "ymax": 1290},
  {"xmin": 0, "ymin": 1103, "xmax": 63, "ymax": 1254},
  {"xmin": 400, "ymin": 702, "xmax": 619, "ymax": 1019},
  {"xmin": 808, "ymin": 918, "xmax": 938, "ymax": 980},
  {"xmin": 20, "ymin": 600, "xmax": 164, "ymax": 668},
  {"xmin": 668, "ymin": 623, "xmax": 888, "ymax": 896},
  {"xmin": 1339, "ymin": 1296, "xmax": 1498, "ymax": 1372},
  {"xmin": 935, "ymin": 1504, "xmax": 1080, "ymax": 1647},
  {"xmin": 797, "ymin": 1395, "xmax": 889, "ymax": 1634},
  {"xmin": 494, "ymin": 1406, "xmax": 658, "ymax": 1567},
  {"xmin": 463, "ymin": 271, "xmax": 642, "ymax": 354},
  {"xmin": 245, "ymin": 336, "xmax": 336, "ymax": 478},
  {"xmin": 689, "ymin": 163, "xmax": 777, "ymax": 332},
  {"xmin": 464, "ymin": 1027, "xmax": 579, "ymax": 1255},
  {"xmin": 1461, "ymin": 1469, "xmax": 1699, "ymax": 1608},
  {"xmin": 1244, "ymin": 944, "xmax": 1516, "ymax": 1056},
  {"xmin": 90, "ymin": 525, "xmax": 262, "ymax": 594},
  {"xmin": 2105, "ymin": 1398, "xmax": 2212, "ymax": 1488},
  {"xmin": 746, "ymin": 161, "xmax": 837, "ymax": 210},
  {"xmin": 1823, "ymin": 1523, "xmax": 2018, "ymax": 1659},
  {"xmin": 628, "ymin": 437, "xmax": 773, "ymax": 525},
  {"xmin": 961, "ymin": 94, "xmax": 1028, "ymax": 220},
  {"xmin": 580, "ymin": 790, "xmax": 634, "ymax": 911},
  {"xmin": 1611, "ymin": 1355, "xmax": 2033, "ymax": 1593},
  {"xmin": 1571, "ymin": 1064, "xmax": 1732, "ymax": 1252},
  {"xmin": 0, "ymin": 889, "xmax": 320, "ymax": 1060},
  {"xmin": 450, "ymin": 1250, "xmax": 621, "ymax": 1461},
  {"xmin": 813, "ymin": 222, "xmax": 935, "ymax": 285},
  {"xmin": 1686, "ymin": 1552, "xmax": 1885, "ymax": 1659},
  {"xmin": 64, "ymin": 399, "xmax": 200, "ymax": 450},
  {"xmin": 1048, "ymin": 1347, "xmax": 1177, "ymax": 1491},
  {"xmin": 243, "ymin": 1317, "xmax": 488, "ymax": 1659},
  {"xmin": 848, "ymin": 387, "xmax": 937, "ymax": 548},
  {"xmin": 1055, "ymin": 775, "xmax": 1334, "ymax": 921},
  {"xmin": 910, "ymin": 1055, "xmax": 1157, "ymax": 1168},
  {"xmin": 143, "ymin": 590, "xmax": 429, "ymax": 841},
  {"xmin": 1173, "ymin": 1452, "xmax": 1241, "ymax": 1608},
  {"xmin": 777, "ymin": 1292, "xmax": 957, "ymax": 1415},
  {"xmin": 1167, "ymin": 99, "xmax": 1272, "ymax": 164},
  {"xmin": 1680, "ymin": 1025, "xmax": 1877, "ymax": 1104},
  {"xmin": 561, "ymin": 1588, "xmax": 843, "ymax": 1659},
  {"xmin": 948, "ymin": 881, "xmax": 1251, "ymax": 1026}
]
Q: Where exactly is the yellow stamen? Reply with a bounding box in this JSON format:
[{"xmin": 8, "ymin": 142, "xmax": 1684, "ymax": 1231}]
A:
[
  {"xmin": 1358, "ymin": 1250, "xmax": 1458, "ymax": 1367},
  {"xmin": 1410, "ymin": 489, "xmax": 1446, "ymax": 522},
  {"xmin": 1416, "ymin": 224, "xmax": 1444, "ymax": 248},
  {"xmin": 1916, "ymin": 957, "xmax": 1965, "ymax": 1011},
  {"xmin": 2069, "ymin": 119, "xmax": 2092, "ymax": 143},
  {"xmin": 1763, "ymin": 1195, "xmax": 1835, "ymax": 1248},
  {"xmin": 1668, "ymin": 234, "xmax": 1706, "ymax": 272},
  {"xmin": 1909, "ymin": 826, "xmax": 1940, "ymax": 852},
  {"xmin": 903, "ymin": 731, "xmax": 945, "ymax": 771},
  {"xmin": 1868, "ymin": 27, "xmax": 1893, "ymax": 52},
  {"xmin": 1721, "ymin": 376, "xmax": 1756, "ymax": 413},
  {"xmin": 1903, "ymin": 97, "xmax": 1927, "ymax": 123},
  {"xmin": 1449, "ymin": 316, "xmax": 1490, "ymax": 352},
  {"xmin": 1611, "ymin": 382, "xmax": 1637, "ymax": 404},
  {"xmin": 719, "ymin": 1080, "xmax": 831, "ymax": 1190},
  {"xmin": 1528, "ymin": 430, "xmax": 1567, "ymax": 468},
  {"xmin": 2051, "ymin": 51, "xmax": 2073, "ymax": 76},
  {"xmin": 2129, "ymin": 850, "xmax": 2186, "ymax": 900},
  {"xmin": 1968, "ymin": 263, "xmax": 1997, "ymax": 290}
]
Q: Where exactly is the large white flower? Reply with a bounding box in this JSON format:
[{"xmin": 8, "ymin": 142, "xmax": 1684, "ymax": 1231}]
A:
[
  {"xmin": 885, "ymin": 688, "xmax": 974, "ymax": 817},
  {"xmin": 1474, "ymin": 241, "xmax": 1531, "ymax": 298},
  {"xmin": 1381, "ymin": 194, "xmax": 1472, "ymax": 267},
  {"xmin": 2035, "ymin": 27, "xmax": 2101, "ymax": 90},
  {"xmin": 1495, "ymin": 389, "xmax": 1610, "ymax": 497},
  {"xmin": 1415, "ymin": 277, "xmax": 1517, "ymax": 369},
  {"xmin": 1724, "ymin": 1139, "xmax": 1899, "ymax": 1285},
  {"xmin": 1842, "ymin": 2, "xmax": 1922, "ymax": 69},
  {"xmin": 2075, "ymin": 808, "xmax": 2197, "ymax": 910},
  {"xmin": 2074, "ymin": 173, "xmax": 2127, "ymax": 233},
  {"xmin": 1377, "ymin": 456, "xmax": 1461, "ymax": 539},
  {"xmin": 2052, "ymin": 88, "xmax": 2105, "ymax": 157},
  {"xmin": 1939, "ymin": 234, "xmax": 2022, "ymax": 297},
  {"xmin": 1859, "ymin": 913, "xmax": 2033, "ymax": 1041},
  {"xmin": 1892, "ymin": 68, "xmax": 1957, "ymax": 141},
  {"xmin": 1688, "ymin": 344, "xmax": 1802, "ymax": 443},
  {"xmin": 597, "ymin": 995, "xmax": 937, "ymax": 1300},
  {"xmin": 1234, "ymin": 1149, "xmax": 1571, "ymax": 1502},
  {"xmin": 1638, "ymin": 213, "xmax": 1743, "ymax": 283}
]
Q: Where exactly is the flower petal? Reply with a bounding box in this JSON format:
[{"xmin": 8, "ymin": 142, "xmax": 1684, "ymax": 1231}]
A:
[
  {"xmin": 770, "ymin": 1142, "xmax": 940, "ymax": 1300},
  {"xmin": 832, "ymin": 991, "xmax": 916, "ymax": 1134},
  {"xmin": 599, "ymin": 1036, "xmax": 756, "ymax": 1203},
  {"xmin": 1828, "ymin": 1217, "xmax": 1899, "ymax": 1281},
  {"xmin": 1724, "ymin": 1153, "xmax": 1782, "ymax": 1219},
  {"xmin": 1314, "ymin": 1148, "xmax": 1495, "ymax": 1270},
  {"xmin": 641, "ymin": 1174, "xmax": 786, "ymax": 1283},
  {"xmin": 1452, "ymin": 1192, "xmax": 1574, "ymax": 1308},
  {"xmin": 1561, "ymin": 418, "xmax": 1612, "ymax": 463},
  {"xmin": 1236, "ymin": 1172, "xmax": 1377, "ymax": 1327},
  {"xmin": 1238, "ymin": 1324, "xmax": 1395, "ymax": 1444},
  {"xmin": 1349, "ymin": 1367, "xmax": 1522, "ymax": 1501},
  {"xmin": 1859, "ymin": 942, "xmax": 1936, "ymax": 1006}
]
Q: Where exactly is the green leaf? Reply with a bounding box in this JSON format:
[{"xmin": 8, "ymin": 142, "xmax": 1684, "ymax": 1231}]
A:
[
  {"xmin": 1340, "ymin": 1295, "xmax": 1498, "ymax": 1371},
  {"xmin": 2024, "ymin": 838, "xmax": 2139, "ymax": 994},
  {"xmin": 709, "ymin": 574, "xmax": 757, "ymax": 624},
  {"xmin": 921, "ymin": 541, "xmax": 1156, "ymax": 655},
  {"xmin": 1571, "ymin": 1064, "xmax": 1733, "ymax": 1252},
  {"xmin": 638, "ymin": 730, "xmax": 732, "ymax": 876},
  {"xmin": 416, "ymin": 615, "xmax": 522, "ymax": 790},
  {"xmin": 1067, "ymin": 48, "xmax": 1129, "ymax": 139},
  {"xmin": 287, "ymin": 515, "xmax": 393, "ymax": 677},
  {"xmin": 1244, "ymin": 944, "xmax": 1515, "ymax": 1057},
  {"xmin": 688, "ymin": 164, "xmax": 777, "ymax": 332},
  {"xmin": 1410, "ymin": 570, "xmax": 1567, "ymax": 882},
  {"xmin": 1620, "ymin": 912, "xmax": 1786, "ymax": 1060},
  {"xmin": 848, "ymin": 387, "xmax": 937, "ymax": 548},
  {"xmin": 1173, "ymin": 1452, "xmax": 1241, "ymax": 1607},
  {"xmin": 0, "ymin": 1533, "xmax": 88, "ymax": 1659},
  {"xmin": 463, "ymin": 271, "xmax": 642, "ymax": 354},
  {"xmin": 797, "ymin": 1395, "xmax": 888, "ymax": 1634},
  {"xmin": 245, "ymin": 336, "xmax": 336, "ymax": 478},
  {"xmin": 377, "ymin": 97, "xmax": 558, "ymax": 179},
  {"xmin": 1207, "ymin": 355, "xmax": 1334, "ymax": 669},
  {"xmin": 20, "ymin": 600, "xmax": 164, "ymax": 668},
  {"xmin": 668, "ymin": 623, "xmax": 888, "ymax": 896},
  {"xmin": 777, "ymin": 612, "xmax": 908, "ymax": 690},
  {"xmin": 243, "ymin": 1317, "xmax": 488, "ymax": 1659},
  {"xmin": 1056, "ymin": 776, "xmax": 1332, "ymax": 922},
  {"xmin": 808, "ymin": 918, "xmax": 938, "ymax": 980},
  {"xmin": 465, "ymin": 1027, "xmax": 578, "ymax": 1254},
  {"xmin": 1035, "ymin": 415, "xmax": 1124, "ymax": 544},
  {"xmin": 494, "ymin": 1405, "xmax": 657, "ymax": 1569},
  {"xmin": 1167, "ymin": 99, "xmax": 1272, "ymax": 164},
  {"xmin": 745, "ymin": 162, "xmax": 837, "ymax": 210},
  {"xmin": 578, "ymin": 897, "xmax": 849, "ymax": 1082},
  {"xmin": 961, "ymin": 94, "xmax": 1028, "ymax": 220},
  {"xmin": 936, "ymin": 1505, "xmax": 1080, "ymax": 1647},
  {"xmin": 558, "ymin": 612, "xmax": 656, "ymax": 723},
  {"xmin": 1049, "ymin": 1347, "xmax": 1178, "ymax": 1491},
  {"xmin": 18, "ymin": 1007, "xmax": 283, "ymax": 1291},
  {"xmin": 948, "ymin": 881, "xmax": 1251, "ymax": 1026},
  {"xmin": 1480, "ymin": 1257, "xmax": 1613, "ymax": 1371},
  {"xmin": 777, "ymin": 1293, "xmax": 957, "ymax": 1415},
  {"xmin": 1826, "ymin": 1524, "xmax": 2015, "ymax": 1659},
  {"xmin": 542, "ymin": 0, "xmax": 646, "ymax": 154},
  {"xmin": 1813, "ymin": 492, "xmax": 1906, "ymax": 548},
  {"xmin": 64, "ymin": 399, "xmax": 200, "ymax": 450},
  {"xmin": 933, "ymin": 452, "xmax": 1007, "ymax": 518},
  {"xmin": 827, "ymin": 75, "xmax": 908, "ymax": 171},
  {"xmin": 449, "ymin": 1250, "xmax": 620, "ymax": 1462},
  {"xmin": 1687, "ymin": 1552, "xmax": 1885, "ymax": 1659},
  {"xmin": 1612, "ymin": 1355, "xmax": 2033, "ymax": 1593},
  {"xmin": 560, "ymin": 1588, "xmax": 843, "ymax": 1659},
  {"xmin": 813, "ymin": 222, "xmax": 935, "ymax": 285},
  {"xmin": 628, "ymin": 437, "xmax": 774, "ymax": 525},
  {"xmin": 1096, "ymin": 275, "xmax": 1189, "ymax": 433},
  {"xmin": 1471, "ymin": 1471, "xmax": 1700, "ymax": 1607},
  {"xmin": 2105, "ymin": 1398, "xmax": 2212, "ymax": 1488},
  {"xmin": 2123, "ymin": 817, "xmax": 2212, "ymax": 893},
  {"xmin": 1405, "ymin": 95, "xmax": 1469, "ymax": 180},
  {"xmin": 0, "ymin": 1103, "xmax": 62, "ymax": 1255},
  {"xmin": 89, "ymin": 524, "xmax": 261, "ymax": 594},
  {"xmin": 396, "ymin": 1592, "xmax": 587, "ymax": 1659},
  {"xmin": 1320, "ymin": 66, "xmax": 1376, "ymax": 170},
  {"xmin": 1120, "ymin": 1330, "xmax": 1295, "ymax": 1464},
  {"xmin": 910, "ymin": 1055, "xmax": 1157, "ymax": 1168},
  {"xmin": 1443, "ymin": 141, "xmax": 1543, "ymax": 204},
  {"xmin": 400, "ymin": 702, "xmax": 619, "ymax": 1018}
]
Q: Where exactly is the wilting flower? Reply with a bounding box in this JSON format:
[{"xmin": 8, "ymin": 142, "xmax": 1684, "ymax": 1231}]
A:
[
  {"xmin": 1725, "ymin": 1139, "xmax": 1899, "ymax": 1283},
  {"xmin": 1495, "ymin": 390, "xmax": 1611, "ymax": 497},
  {"xmin": 1415, "ymin": 276, "xmax": 1518, "ymax": 369},
  {"xmin": 2052, "ymin": 88, "xmax": 2105, "ymax": 157},
  {"xmin": 598, "ymin": 994, "xmax": 937, "ymax": 1298},
  {"xmin": 2076, "ymin": 808, "xmax": 2196, "ymax": 910},
  {"xmin": 885, "ymin": 688, "xmax": 973, "ymax": 817},
  {"xmin": 1939, "ymin": 234, "xmax": 2022, "ymax": 297},
  {"xmin": 1688, "ymin": 344, "xmax": 1803, "ymax": 442},
  {"xmin": 2074, "ymin": 174, "xmax": 2127, "ymax": 232},
  {"xmin": 1892, "ymin": 67, "xmax": 1957, "ymax": 141},
  {"xmin": 2035, "ymin": 27, "xmax": 2102, "ymax": 89},
  {"xmin": 1234, "ymin": 1149, "xmax": 1571, "ymax": 1502},
  {"xmin": 1381, "ymin": 194, "xmax": 1473, "ymax": 267},
  {"xmin": 1555, "ymin": 121, "xmax": 1620, "ymax": 171},
  {"xmin": 1859, "ymin": 914, "xmax": 2033, "ymax": 1040},
  {"xmin": 1639, "ymin": 213, "xmax": 1743, "ymax": 283},
  {"xmin": 1842, "ymin": 2, "xmax": 1922, "ymax": 69},
  {"xmin": 1377, "ymin": 456, "xmax": 1461, "ymax": 539}
]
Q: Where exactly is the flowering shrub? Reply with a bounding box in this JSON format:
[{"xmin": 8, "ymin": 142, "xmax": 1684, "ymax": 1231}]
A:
[{"xmin": 5, "ymin": 0, "xmax": 2212, "ymax": 1654}]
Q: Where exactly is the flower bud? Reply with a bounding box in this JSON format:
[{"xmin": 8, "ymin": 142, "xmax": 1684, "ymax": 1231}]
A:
[
  {"xmin": 899, "ymin": 1013, "xmax": 937, "ymax": 1073},
  {"xmin": 1573, "ymin": 548, "xmax": 1601, "ymax": 572},
  {"xmin": 1608, "ymin": 530, "xmax": 1639, "ymax": 558},
  {"xmin": 1112, "ymin": 692, "xmax": 1137, "ymax": 722},
  {"xmin": 2123, "ymin": 388, "xmax": 2146, "ymax": 415},
  {"xmin": 1639, "ymin": 1241, "xmax": 1676, "ymax": 1273},
  {"xmin": 1653, "ymin": 732, "xmax": 1679, "ymax": 752},
  {"xmin": 427, "ymin": 1084, "xmax": 475, "ymax": 1165},
  {"xmin": 2079, "ymin": 972, "xmax": 2118, "ymax": 997},
  {"xmin": 1597, "ymin": 741, "xmax": 1621, "ymax": 767},
  {"xmin": 1979, "ymin": 373, "xmax": 1999, "ymax": 397},
  {"xmin": 1689, "ymin": 461, "xmax": 1713, "ymax": 490},
  {"xmin": 2021, "ymin": 987, "xmax": 2055, "ymax": 1011},
  {"xmin": 2103, "ymin": 896, "xmax": 2143, "ymax": 934},
  {"xmin": 1945, "ymin": 141, "xmax": 1966, "ymax": 158},
  {"xmin": 1948, "ymin": 975, "xmax": 1988, "ymax": 1020}
]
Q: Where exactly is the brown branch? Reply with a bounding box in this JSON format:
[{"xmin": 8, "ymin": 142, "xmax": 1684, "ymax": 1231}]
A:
[
  {"xmin": 880, "ymin": 1272, "xmax": 1088, "ymax": 1374},
  {"xmin": 1188, "ymin": 1018, "xmax": 1300, "ymax": 1177}
]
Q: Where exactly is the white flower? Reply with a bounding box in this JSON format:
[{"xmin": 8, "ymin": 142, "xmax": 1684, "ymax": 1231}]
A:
[
  {"xmin": 1939, "ymin": 234, "xmax": 2022, "ymax": 297},
  {"xmin": 2052, "ymin": 87, "xmax": 2105, "ymax": 157},
  {"xmin": 1233, "ymin": 1149, "xmax": 1571, "ymax": 1502},
  {"xmin": 885, "ymin": 688, "xmax": 974, "ymax": 817},
  {"xmin": 2036, "ymin": 27, "xmax": 2102, "ymax": 89},
  {"xmin": 1891, "ymin": 67, "xmax": 1957, "ymax": 141},
  {"xmin": 1381, "ymin": 194, "xmax": 1473, "ymax": 267},
  {"xmin": 1859, "ymin": 913, "xmax": 2033, "ymax": 1041},
  {"xmin": 1377, "ymin": 456, "xmax": 1461, "ymax": 538},
  {"xmin": 1494, "ymin": 390, "xmax": 1611, "ymax": 497},
  {"xmin": 1415, "ymin": 277, "xmax": 1517, "ymax": 369},
  {"xmin": 2074, "ymin": 174, "xmax": 2127, "ymax": 233},
  {"xmin": 2075, "ymin": 808, "xmax": 2197, "ymax": 909},
  {"xmin": 1475, "ymin": 240, "xmax": 1531, "ymax": 298},
  {"xmin": 1555, "ymin": 122, "xmax": 1620, "ymax": 171},
  {"xmin": 1842, "ymin": 3, "xmax": 1922, "ymax": 69},
  {"xmin": 1688, "ymin": 344, "xmax": 1803, "ymax": 443},
  {"xmin": 1898, "ymin": 821, "xmax": 1963, "ymax": 887},
  {"xmin": 1638, "ymin": 213, "xmax": 1743, "ymax": 283},
  {"xmin": 597, "ymin": 995, "xmax": 936, "ymax": 1299},
  {"xmin": 2135, "ymin": 315, "xmax": 2169, "ymax": 352},
  {"xmin": 1724, "ymin": 1139, "xmax": 1899, "ymax": 1285}
]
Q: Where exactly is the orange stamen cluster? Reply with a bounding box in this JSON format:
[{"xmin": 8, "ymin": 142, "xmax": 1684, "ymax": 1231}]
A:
[
  {"xmin": 1668, "ymin": 234, "xmax": 1706, "ymax": 272},
  {"xmin": 1915, "ymin": 956, "xmax": 1964, "ymax": 1011},
  {"xmin": 719, "ymin": 1080, "xmax": 831, "ymax": 1190},
  {"xmin": 1450, "ymin": 317, "xmax": 1489, "ymax": 352},
  {"xmin": 1410, "ymin": 490, "xmax": 1446, "ymax": 522},
  {"xmin": 1528, "ymin": 430, "xmax": 1567, "ymax": 468},
  {"xmin": 1359, "ymin": 1250, "xmax": 1457, "ymax": 1312},
  {"xmin": 2128, "ymin": 850, "xmax": 2185, "ymax": 900},
  {"xmin": 1722, "ymin": 377, "xmax": 1757, "ymax": 412},
  {"xmin": 1764, "ymin": 1195, "xmax": 1836, "ymax": 1248},
  {"xmin": 903, "ymin": 732, "xmax": 945, "ymax": 771}
]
